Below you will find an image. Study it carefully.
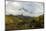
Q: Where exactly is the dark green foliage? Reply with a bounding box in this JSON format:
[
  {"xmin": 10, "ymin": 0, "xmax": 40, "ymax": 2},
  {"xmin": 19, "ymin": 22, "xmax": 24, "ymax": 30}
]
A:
[{"xmin": 5, "ymin": 15, "xmax": 44, "ymax": 30}]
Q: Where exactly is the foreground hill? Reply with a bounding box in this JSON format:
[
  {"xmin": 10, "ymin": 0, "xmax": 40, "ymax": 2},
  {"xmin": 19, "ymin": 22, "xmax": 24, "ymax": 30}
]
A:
[{"xmin": 5, "ymin": 15, "xmax": 44, "ymax": 30}]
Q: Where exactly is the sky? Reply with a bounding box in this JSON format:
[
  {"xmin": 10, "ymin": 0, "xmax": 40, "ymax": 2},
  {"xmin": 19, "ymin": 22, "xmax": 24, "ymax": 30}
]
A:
[{"xmin": 6, "ymin": 1, "xmax": 44, "ymax": 17}]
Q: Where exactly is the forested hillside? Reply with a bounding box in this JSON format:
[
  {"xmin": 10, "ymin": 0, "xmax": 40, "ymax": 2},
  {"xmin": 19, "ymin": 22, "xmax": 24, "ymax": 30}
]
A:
[{"xmin": 5, "ymin": 15, "xmax": 44, "ymax": 30}]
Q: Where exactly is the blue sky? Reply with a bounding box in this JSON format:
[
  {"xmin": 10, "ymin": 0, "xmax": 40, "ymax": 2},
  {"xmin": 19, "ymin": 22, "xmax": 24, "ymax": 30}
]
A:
[{"xmin": 6, "ymin": 1, "xmax": 44, "ymax": 17}]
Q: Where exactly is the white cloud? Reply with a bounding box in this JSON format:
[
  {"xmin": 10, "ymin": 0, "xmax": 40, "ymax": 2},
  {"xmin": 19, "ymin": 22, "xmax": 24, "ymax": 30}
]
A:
[
  {"xmin": 6, "ymin": 0, "xmax": 43, "ymax": 2},
  {"xmin": 6, "ymin": 1, "xmax": 44, "ymax": 17}
]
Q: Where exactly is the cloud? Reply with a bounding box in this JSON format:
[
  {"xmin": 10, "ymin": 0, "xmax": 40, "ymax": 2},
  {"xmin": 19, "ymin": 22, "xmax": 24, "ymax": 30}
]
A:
[
  {"xmin": 6, "ymin": 1, "xmax": 44, "ymax": 17},
  {"xmin": 6, "ymin": 0, "xmax": 22, "ymax": 2}
]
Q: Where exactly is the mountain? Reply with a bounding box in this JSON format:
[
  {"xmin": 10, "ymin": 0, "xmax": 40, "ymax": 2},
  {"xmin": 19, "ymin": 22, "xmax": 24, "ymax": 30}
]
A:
[
  {"xmin": 5, "ymin": 15, "xmax": 44, "ymax": 30},
  {"xmin": 16, "ymin": 15, "xmax": 32, "ymax": 18}
]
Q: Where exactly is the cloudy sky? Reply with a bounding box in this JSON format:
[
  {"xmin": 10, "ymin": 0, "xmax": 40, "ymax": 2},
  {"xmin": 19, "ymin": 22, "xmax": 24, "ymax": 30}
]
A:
[{"xmin": 6, "ymin": 1, "xmax": 44, "ymax": 17}]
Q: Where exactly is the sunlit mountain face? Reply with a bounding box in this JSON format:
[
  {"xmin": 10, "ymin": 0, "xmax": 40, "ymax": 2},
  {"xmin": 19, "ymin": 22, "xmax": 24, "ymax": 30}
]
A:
[{"xmin": 6, "ymin": 1, "xmax": 44, "ymax": 17}]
